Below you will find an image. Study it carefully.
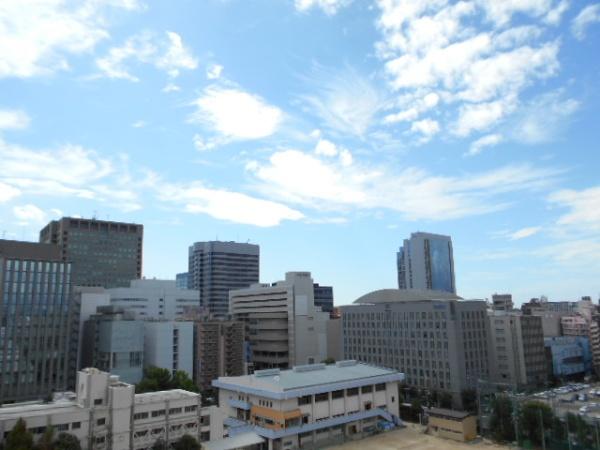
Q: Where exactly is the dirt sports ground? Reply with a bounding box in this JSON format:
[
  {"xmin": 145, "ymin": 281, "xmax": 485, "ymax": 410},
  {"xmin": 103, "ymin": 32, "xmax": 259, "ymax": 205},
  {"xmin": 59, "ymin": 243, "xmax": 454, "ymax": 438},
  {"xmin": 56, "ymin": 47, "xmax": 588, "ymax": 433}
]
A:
[{"xmin": 325, "ymin": 424, "xmax": 511, "ymax": 450}]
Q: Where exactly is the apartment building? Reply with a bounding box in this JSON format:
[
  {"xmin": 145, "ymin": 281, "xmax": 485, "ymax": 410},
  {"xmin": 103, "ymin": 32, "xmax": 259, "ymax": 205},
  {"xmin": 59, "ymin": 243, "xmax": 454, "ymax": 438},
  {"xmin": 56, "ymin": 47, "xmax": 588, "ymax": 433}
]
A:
[
  {"xmin": 488, "ymin": 311, "xmax": 547, "ymax": 389},
  {"xmin": 212, "ymin": 361, "xmax": 403, "ymax": 450},
  {"xmin": 0, "ymin": 368, "xmax": 221, "ymax": 449},
  {"xmin": 230, "ymin": 272, "xmax": 331, "ymax": 371},
  {"xmin": 195, "ymin": 320, "xmax": 245, "ymax": 393},
  {"xmin": 341, "ymin": 289, "xmax": 490, "ymax": 406}
]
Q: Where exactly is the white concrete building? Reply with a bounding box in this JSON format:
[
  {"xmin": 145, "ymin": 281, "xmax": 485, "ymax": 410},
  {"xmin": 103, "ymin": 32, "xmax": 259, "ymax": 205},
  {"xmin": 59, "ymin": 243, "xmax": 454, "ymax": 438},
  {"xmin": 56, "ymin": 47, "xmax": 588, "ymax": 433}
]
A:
[
  {"xmin": 0, "ymin": 368, "xmax": 221, "ymax": 450},
  {"xmin": 229, "ymin": 272, "xmax": 331, "ymax": 371},
  {"xmin": 144, "ymin": 321, "xmax": 194, "ymax": 378},
  {"xmin": 108, "ymin": 279, "xmax": 200, "ymax": 320},
  {"xmin": 212, "ymin": 361, "xmax": 403, "ymax": 450}
]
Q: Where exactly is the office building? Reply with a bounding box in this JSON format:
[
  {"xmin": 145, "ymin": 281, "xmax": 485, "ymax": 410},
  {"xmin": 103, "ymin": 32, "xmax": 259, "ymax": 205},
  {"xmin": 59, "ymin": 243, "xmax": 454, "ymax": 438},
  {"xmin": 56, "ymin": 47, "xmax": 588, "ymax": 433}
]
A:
[
  {"xmin": 313, "ymin": 283, "xmax": 334, "ymax": 314},
  {"xmin": 488, "ymin": 311, "xmax": 547, "ymax": 389},
  {"xmin": 0, "ymin": 240, "xmax": 78, "ymax": 404},
  {"xmin": 176, "ymin": 272, "xmax": 189, "ymax": 289},
  {"xmin": 39, "ymin": 217, "xmax": 143, "ymax": 288},
  {"xmin": 144, "ymin": 321, "xmax": 194, "ymax": 379},
  {"xmin": 341, "ymin": 289, "xmax": 489, "ymax": 406},
  {"xmin": 82, "ymin": 306, "xmax": 144, "ymax": 384},
  {"xmin": 397, "ymin": 232, "xmax": 456, "ymax": 294},
  {"xmin": 108, "ymin": 279, "xmax": 200, "ymax": 320},
  {"xmin": 230, "ymin": 272, "xmax": 331, "ymax": 371},
  {"xmin": 491, "ymin": 293, "xmax": 513, "ymax": 312},
  {"xmin": 0, "ymin": 368, "xmax": 222, "ymax": 449},
  {"xmin": 212, "ymin": 361, "xmax": 403, "ymax": 449},
  {"xmin": 544, "ymin": 336, "xmax": 592, "ymax": 380},
  {"xmin": 195, "ymin": 320, "xmax": 245, "ymax": 394},
  {"xmin": 188, "ymin": 241, "xmax": 259, "ymax": 317},
  {"xmin": 561, "ymin": 315, "xmax": 589, "ymax": 336}
]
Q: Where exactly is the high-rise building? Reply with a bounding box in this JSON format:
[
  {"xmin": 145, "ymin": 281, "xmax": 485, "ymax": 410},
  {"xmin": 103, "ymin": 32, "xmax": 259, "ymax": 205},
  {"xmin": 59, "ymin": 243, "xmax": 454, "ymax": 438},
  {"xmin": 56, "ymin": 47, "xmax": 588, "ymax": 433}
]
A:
[
  {"xmin": 39, "ymin": 217, "xmax": 143, "ymax": 288},
  {"xmin": 0, "ymin": 240, "xmax": 79, "ymax": 404},
  {"xmin": 176, "ymin": 272, "xmax": 189, "ymax": 289},
  {"xmin": 108, "ymin": 279, "xmax": 200, "ymax": 320},
  {"xmin": 230, "ymin": 272, "xmax": 331, "ymax": 371},
  {"xmin": 313, "ymin": 283, "xmax": 334, "ymax": 314},
  {"xmin": 188, "ymin": 241, "xmax": 259, "ymax": 317},
  {"xmin": 397, "ymin": 232, "xmax": 456, "ymax": 294},
  {"xmin": 82, "ymin": 306, "xmax": 144, "ymax": 384},
  {"xmin": 341, "ymin": 289, "xmax": 489, "ymax": 406},
  {"xmin": 194, "ymin": 320, "xmax": 245, "ymax": 393},
  {"xmin": 144, "ymin": 321, "xmax": 194, "ymax": 379},
  {"xmin": 488, "ymin": 311, "xmax": 547, "ymax": 389}
]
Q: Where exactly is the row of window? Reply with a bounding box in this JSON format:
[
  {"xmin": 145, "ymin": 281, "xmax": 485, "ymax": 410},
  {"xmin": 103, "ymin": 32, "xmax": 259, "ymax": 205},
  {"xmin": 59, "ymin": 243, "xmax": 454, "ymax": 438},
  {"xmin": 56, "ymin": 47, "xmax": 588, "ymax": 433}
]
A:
[{"xmin": 297, "ymin": 384, "xmax": 387, "ymax": 405}]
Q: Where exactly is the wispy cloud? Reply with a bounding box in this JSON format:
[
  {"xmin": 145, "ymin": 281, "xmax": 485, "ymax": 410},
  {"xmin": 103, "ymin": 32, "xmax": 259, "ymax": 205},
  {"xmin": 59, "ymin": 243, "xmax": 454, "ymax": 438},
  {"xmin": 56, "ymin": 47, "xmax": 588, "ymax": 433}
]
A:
[
  {"xmin": 294, "ymin": 0, "xmax": 352, "ymax": 15},
  {"xmin": 96, "ymin": 31, "xmax": 198, "ymax": 81},
  {"xmin": 206, "ymin": 63, "xmax": 223, "ymax": 80},
  {"xmin": 0, "ymin": 0, "xmax": 141, "ymax": 79},
  {"xmin": 298, "ymin": 65, "xmax": 383, "ymax": 137},
  {"xmin": 507, "ymin": 226, "xmax": 542, "ymax": 240},
  {"xmin": 549, "ymin": 186, "xmax": 600, "ymax": 233},
  {"xmin": 0, "ymin": 109, "xmax": 30, "ymax": 130},
  {"xmin": 467, "ymin": 133, "xmax": 503, "ymax": 156},
  {"xmin": 13, "ymin": 204, "xmax": 46, "ymax": 225},
  {"xmin": 572, "ymin": 4, "xmax": 600, "ymax": 40}
]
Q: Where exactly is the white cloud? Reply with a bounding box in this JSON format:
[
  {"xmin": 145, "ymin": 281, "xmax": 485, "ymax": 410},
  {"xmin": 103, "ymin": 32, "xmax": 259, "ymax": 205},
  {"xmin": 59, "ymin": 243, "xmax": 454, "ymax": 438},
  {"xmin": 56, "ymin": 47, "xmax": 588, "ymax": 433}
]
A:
[
  {"xmin": 13, "ymin": 204, "xmax": 46, "ymax": 224},
  {"xmin": 467, "ymin": 133, "xmax": 503, "ymax": 156},
  {"xmin": 206, "ymin": 63, "xmax": 223, "ymax": 80},
  {"xmin": 507, "ymin": 226, "xmax": 542, "ymax": 240},
  {"xmin": 0, "ymin": 109, "xmax": 30, "ymax": 130},
  {"xmin": 96, "ymin": 31, "xmax": 197, "ymax": 81},
  {"xmin": 376, "ymin": 0, "xmax": 565, "ymax": 140},
  {"xmin": 247, "ymin": 146, "xmax": 559, "ymax": 221},
  {"xmin": 162, "ymin": 83, "xmax": 181, "ymax": 93},
  {"xmin": 572, "ymin": 3, "xmax": 600, "ymax": 40},
  {"xmin": 0, "ymin": 0, "xmax": 140, "ymax": 79},
  {"xmin": 549, "ymin": 186, "xmax": 600, "ymax": 232},
  {"xmin": 314, "ymin": 139, "xmax": 339, "ymax": 156},
  {"xmin": 190, "ymin": 86, "xmax": 283, "ymax": 142},
  {"xmin": 132, "ymin": 120, "xmax": 146, "ymax": 128},
  {"xmin": 0, "ymin": 138, "xmax": 141, "ymax": 211},
  {"xmin": 411, "ymin": 118, "xmax": 440, "ymax": 137},
  {"xmin": 0, "ymin": 182, "xmax": 20, "ymax": 203},
  {"xmin": 295, "ymin": 0, "xmax": 352, "ymax": 15},
  {"xmin": 157, "ymin": 182, "xmax": 303, "ymax": 227},
  {"xmin": 299, "ymin": 66, "xmax": 382, "ymax": 137}
]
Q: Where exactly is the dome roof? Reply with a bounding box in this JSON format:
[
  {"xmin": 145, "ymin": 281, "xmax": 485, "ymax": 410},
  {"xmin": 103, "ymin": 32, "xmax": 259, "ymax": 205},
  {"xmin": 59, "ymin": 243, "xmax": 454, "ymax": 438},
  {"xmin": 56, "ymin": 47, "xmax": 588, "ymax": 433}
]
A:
[{"xmin": 353, "ymin": 288, "xmax": 462, "ymax": 304}]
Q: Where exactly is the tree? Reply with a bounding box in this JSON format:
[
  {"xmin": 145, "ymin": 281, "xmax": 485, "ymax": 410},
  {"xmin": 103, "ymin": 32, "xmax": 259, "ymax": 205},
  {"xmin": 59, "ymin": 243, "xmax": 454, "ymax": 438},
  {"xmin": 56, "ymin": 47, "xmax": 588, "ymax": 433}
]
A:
[
  {"xmin": 53, "ymin": 433, "xmax": 81, "ymax": 450},
  {"xmin": 567, "ymin": 412, "xmax": 593, "ymax": 448},
  {"xmin": 136, "ymin": 367, "xmax": 198, "ymax": 393},
  {"xmin": 35, "ymin": 427, "xmax": 55, "ymax": 450},
  {"xmin": 519, "ymin": 401, "xmax": 553, "ymax": 447},
  {"xmin": 172, "ymin": 435, "xmax": 201, "ymax": 450},
  {"xmin": 151, "ymin": 438, "xmax": 166, "ymax": 450},
  {"xmin": 320, "ymin": 357, "xmax": 335, "ymax": 364},
  {"xmin": 5, "ymin": 418, "xmax": 34, "ymax": 450},
  {"xmin": 489, "ymin": 395, "xmax": 515, "ymax": 443},
  {"xmin": 410, "ymin": 398, "xmax": 423, "ymax": 423},
  {"xmin": 461, "ymin": 389, "xmax": 477, "ymax": 413}
]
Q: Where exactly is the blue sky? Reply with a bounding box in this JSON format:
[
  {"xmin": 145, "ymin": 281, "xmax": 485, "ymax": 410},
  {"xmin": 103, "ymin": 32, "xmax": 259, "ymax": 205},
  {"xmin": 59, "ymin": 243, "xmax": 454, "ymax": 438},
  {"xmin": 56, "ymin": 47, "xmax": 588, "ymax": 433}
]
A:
[{"xmin": 1, "ymin": 0, "xmax": 600, "ymax": 305}]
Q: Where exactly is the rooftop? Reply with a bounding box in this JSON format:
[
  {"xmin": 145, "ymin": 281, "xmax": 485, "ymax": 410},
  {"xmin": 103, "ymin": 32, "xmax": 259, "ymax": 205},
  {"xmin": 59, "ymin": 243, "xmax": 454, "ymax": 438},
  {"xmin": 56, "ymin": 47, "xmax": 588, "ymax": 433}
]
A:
[
  {"xmin": 134, "ymin": 389, "xmax": 200, "ymax": 404},
  {"xmin": 353, "ymin": 289, "xmax": 462, "ymax": 304},
  {"xmin": 426, "ymin": 407, "xmax": 472, "ymax": 420},
  {"xmin": 202, "ymin": 432, "xmax": 265, "ymax": 450},
  {"xmin": 213, "ymin": 361, "xmax": 402, "ymax": 394}
]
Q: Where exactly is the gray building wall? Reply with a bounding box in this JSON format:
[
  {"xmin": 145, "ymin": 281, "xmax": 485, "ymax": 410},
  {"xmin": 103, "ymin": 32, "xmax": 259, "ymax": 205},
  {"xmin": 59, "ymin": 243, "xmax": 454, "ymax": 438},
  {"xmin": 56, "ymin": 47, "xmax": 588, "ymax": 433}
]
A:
[
  {"xmin": 0, "ymin": 240, "xmax": 79, "ymax": 404},
  {"xmin": 188, "ymin": 241, "xmax": 259, "ymax": 317},
  {"xmin": 342, "ymin": 296, "xmax": 489, "ymax": 405},
  {"xmin": 397, "ymin": 232, "xmax": 456, "ymax": 294},
  {"xmin": 39, "ymin": 217, "xmax": 143, "ymax": 288}
]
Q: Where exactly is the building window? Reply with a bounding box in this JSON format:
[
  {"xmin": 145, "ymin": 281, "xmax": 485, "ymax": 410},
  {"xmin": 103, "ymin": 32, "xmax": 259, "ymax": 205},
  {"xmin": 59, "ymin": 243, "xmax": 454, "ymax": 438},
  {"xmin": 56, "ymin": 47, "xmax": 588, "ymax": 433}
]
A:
[
  {"xmin": 151, "ymin": 409, "xmax": 166, "ymax": 417},
  {"xmin": 96, "ymin": 418, "xmax": 106, "ymax": 426},
  {"xmin": 72, "ymin": 422, "xmax": 81, "ymax": 430},
  {"xmin": 94, "ymin": 399, "xmax": 103, "ymax": 405},
  {"xmin": 332, "ymin": 390, "xmax": 344, "ymax": 399},
  {"xmin": 184, "ymin": 405, "xmax": 198, "ymax": 412},
  {"xmin": 375, "ymin": 383, "xmax": 386, "ymax": 391},
  {"xmin": 96, "ymin": 436, "xmax": 105, "ymax": 444},
  {"xmin": 361, "ymin": 385, "xmax": 373, "ymax": 394},
  {"xmin": 315, "ymin": 392, "xmax": 329, "ymax": 402},
  {"xmin": 55, "ymin": 424, "xmax": 69, "ymax": 432},
  {"xmin": 346, "ymin": 387, "xmax": 359, "ymax": 396},
  {"xmin": 298, "ymin": 395, "xmax": 312, "ymax": 406},
  {"xmin": 133, "ymin": 412, "xmax": 149, "ymax": 420},
  {"xmin": 169, "ymin": 407, "xmax": 182, "ymax": 415}
]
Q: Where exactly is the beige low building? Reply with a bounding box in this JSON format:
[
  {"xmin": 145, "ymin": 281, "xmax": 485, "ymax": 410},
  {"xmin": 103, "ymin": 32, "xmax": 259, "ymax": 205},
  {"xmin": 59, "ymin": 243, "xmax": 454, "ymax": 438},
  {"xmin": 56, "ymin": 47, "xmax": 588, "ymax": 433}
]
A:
[{"xmin": 426, "ymin": 407, "xmax": 477, "ymax": 442}]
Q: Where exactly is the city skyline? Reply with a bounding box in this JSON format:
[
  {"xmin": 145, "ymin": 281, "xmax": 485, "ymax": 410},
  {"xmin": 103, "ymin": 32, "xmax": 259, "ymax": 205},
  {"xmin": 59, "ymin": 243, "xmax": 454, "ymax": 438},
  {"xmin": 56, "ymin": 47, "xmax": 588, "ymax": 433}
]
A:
[{"xmin": 1, "ymin": 1, "xmax": 599, "ymax": 305}]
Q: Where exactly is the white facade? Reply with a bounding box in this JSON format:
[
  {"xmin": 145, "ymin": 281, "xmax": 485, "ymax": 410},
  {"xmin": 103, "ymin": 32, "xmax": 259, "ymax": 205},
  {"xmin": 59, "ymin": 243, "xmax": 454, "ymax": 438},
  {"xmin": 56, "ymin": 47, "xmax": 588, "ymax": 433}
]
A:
[
  {"xmin": 0, "ymin": 369, "xmax": 221, "ymax": 450},
  {"xmin": 213, "ymin": 361, "xmax": 403, "ymax": 450},
  {"xmin": 144, "ymin": 321, "xmax": 194, "ymax": 378},
  {"xmin": 230, "ymin": 272, "xmax": 331, "ymax": 370},
  {"xmin": 108, "ymin": 279, "xmax": 200, "ymax": 320}
]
